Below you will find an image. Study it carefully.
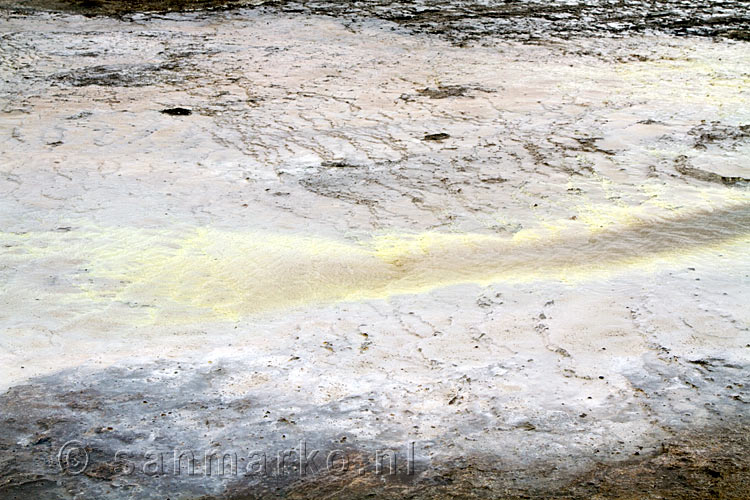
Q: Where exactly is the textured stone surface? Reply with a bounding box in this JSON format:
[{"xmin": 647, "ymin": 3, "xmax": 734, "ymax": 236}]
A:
[
  {"xmin": 0, "ymin": 6, "xmax": 748, "ymax": 499},
  {"xmin": 1, "ymin": 0, "xmax": 749, "ymax": 41}
]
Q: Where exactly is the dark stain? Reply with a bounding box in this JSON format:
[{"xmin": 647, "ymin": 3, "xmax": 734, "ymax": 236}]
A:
[
  {"xmin": 423, "ymin": 133, "xmax": 450, "ymax": 141},
  {"xmin": 160, "ymin": 107, "xmax": 193, "ymax": 116},
  {"xmin": 688, "ymin": 122, "xmax": 750, "ymax": 150},
  {"xmin": 416, "ymin": 85, "xmax": 471, "ymax": 99},
  {"xmin": 674, "ymin": 156, "xmax": 749, "ymax": 186},
  {"xmin": 321, "ymin": 160, "xmax": 362, "ymax": 168},
  {"xmin": 54, "ymin": 63, "xmax": 180, "ymax": 87}
]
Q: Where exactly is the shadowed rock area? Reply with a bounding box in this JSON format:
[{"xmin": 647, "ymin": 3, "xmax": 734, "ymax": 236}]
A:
[
  {"xmin": 1, "ymin": 357, "xmax": 748, "ymax": 499},
  {"xmin": 0, "ymin": 0, "xmax": 250, "ymax": 15}
]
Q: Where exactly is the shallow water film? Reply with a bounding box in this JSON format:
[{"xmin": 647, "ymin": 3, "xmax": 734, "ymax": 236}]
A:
[{"xmin": 0, "ymin": 1, "xmax": 749, "ymax": 499}]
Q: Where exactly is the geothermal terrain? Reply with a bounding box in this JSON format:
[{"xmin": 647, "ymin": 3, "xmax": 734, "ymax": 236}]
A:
[{"xmin": 0, "ymin": 1, "xmax": 749, "ymax": 498}]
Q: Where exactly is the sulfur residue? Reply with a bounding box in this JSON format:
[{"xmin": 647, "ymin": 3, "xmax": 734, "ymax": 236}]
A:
[
  {"xmin": 2, "ymin": 199, "xmax": 748, "ymax": 323},
  {"xmin": 615, "ymin": 53, "xmax": 750, "ymax": 107}
]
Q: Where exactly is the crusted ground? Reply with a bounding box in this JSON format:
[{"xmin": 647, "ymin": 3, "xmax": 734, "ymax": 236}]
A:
[
  {"xmin": 1, "ymin": 0, "xmax": 749, "ymax": 41},
  {"xmin": 0, "ymin": 5, "xmax": 748, "ymax": 500}
]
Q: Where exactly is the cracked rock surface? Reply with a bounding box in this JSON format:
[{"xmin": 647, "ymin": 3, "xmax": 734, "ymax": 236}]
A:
[
  {"xmin": 2, "ymin": 0, "xmax": 750, "ymax": 41},
  {"xmin": 0, "ymin": 4, "xmax": 749, "ymax": 499}
]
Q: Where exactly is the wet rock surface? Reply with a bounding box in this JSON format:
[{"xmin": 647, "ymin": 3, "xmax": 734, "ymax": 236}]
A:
[
  {"xmin": 1, "ymin": 0, "xmax": 750, "ymax": 41},
  {"xmin": 689, "ymin": 122, "xmax": 750, "ymax": 151},
  {"xmin": 0, "ymin": 0, "xmax": 251, "ymax": 16},
  {"xmin": 270, "ymin": 0, "xmax": 750, "ymax": 42},
  {"xmin": 54, "ymin": 62, "xmax": 182, "ymax": 87},
  {"xmin": 1, "ymin": 355, "xmax": 748, "ymax": 499},
  {"xmin": 674, "ymin": 156, "xmax": 750, "ymax": 186}
]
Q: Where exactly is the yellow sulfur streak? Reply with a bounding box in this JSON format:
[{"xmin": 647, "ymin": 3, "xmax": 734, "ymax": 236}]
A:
[{"xmin": 2, "ymin": 201, "xmax": 748, "ymax": 324}]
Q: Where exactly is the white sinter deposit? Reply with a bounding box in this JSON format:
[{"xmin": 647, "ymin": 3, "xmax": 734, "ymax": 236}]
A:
[{"xmin": 0, "ymin": 7, "xmax": 748, "ymax": 498}]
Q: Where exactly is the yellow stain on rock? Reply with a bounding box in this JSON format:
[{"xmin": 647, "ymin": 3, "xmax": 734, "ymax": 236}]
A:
[
  {"xmin": 2, "ymin": 200, "xmax": 748, "ymax": 323},
  {"xmin": 615, "ymin": 52, "xmax": 750, "ymax": 106}
]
